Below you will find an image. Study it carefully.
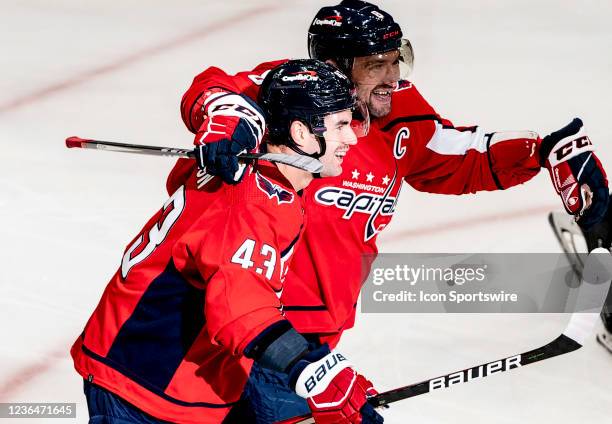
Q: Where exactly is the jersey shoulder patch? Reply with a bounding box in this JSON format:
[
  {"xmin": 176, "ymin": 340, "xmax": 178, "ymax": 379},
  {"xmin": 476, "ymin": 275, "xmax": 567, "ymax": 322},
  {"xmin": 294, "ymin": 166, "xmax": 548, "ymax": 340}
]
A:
[{"xmin": 255, "ymin": 172, "xmax": 294, "ymax": 205}]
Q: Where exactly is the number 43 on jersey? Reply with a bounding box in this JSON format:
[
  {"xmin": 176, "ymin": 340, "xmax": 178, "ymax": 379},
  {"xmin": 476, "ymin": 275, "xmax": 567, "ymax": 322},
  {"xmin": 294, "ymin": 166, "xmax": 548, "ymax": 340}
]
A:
[{"xmin": 231, "ymin": 239, "xmax": 278, "ymax": 280}]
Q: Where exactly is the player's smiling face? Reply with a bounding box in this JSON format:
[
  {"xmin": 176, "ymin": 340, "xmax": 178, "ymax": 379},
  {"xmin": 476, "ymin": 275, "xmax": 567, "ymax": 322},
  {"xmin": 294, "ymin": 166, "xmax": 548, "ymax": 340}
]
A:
[
  {"xmin": 288, "ymin": 109, "xmax": 357, "ymax": 177},
  {"xmin": 351, "ymin": 50, "xmax": 400, "ymax": 118},
  {"xmin": 318, "ymin": 109, "xmax": 358, "ymax": 177}
]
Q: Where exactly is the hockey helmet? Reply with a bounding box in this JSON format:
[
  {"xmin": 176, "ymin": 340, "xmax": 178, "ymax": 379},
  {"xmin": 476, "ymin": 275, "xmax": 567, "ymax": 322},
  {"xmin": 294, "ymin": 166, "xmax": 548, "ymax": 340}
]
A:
[
  {"xmin": 308, "ymin": 0, "xmax": 413, "ymax": 77},
  {"xmin": 258, "ymin": 59, "xmax": 369, "ymax": 158}
]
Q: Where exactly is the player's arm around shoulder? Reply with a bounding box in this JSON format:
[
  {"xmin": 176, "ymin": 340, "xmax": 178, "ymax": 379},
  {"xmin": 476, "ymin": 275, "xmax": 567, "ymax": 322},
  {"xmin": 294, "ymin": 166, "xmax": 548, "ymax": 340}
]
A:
[
  {"xmin": 180, "ymin": 59, "xmax": 287, "ymax": 134},
  {"xmin": 178, "ymin": 59, "xmax": 288, "ymax": 185}
]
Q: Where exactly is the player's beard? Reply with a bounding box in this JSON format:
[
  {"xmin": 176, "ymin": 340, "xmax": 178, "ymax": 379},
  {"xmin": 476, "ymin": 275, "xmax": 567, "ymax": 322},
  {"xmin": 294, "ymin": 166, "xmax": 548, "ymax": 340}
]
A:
[{"xmin": 365, "ymin": 84, "xmax": 394, "ymax": 118}]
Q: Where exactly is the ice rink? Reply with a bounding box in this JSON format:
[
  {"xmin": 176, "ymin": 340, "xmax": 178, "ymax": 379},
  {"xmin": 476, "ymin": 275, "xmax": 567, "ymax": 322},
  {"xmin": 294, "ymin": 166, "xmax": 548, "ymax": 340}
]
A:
[{"xmin": 1, "ymin": 0, "xmax": 610, "ymax": 422}]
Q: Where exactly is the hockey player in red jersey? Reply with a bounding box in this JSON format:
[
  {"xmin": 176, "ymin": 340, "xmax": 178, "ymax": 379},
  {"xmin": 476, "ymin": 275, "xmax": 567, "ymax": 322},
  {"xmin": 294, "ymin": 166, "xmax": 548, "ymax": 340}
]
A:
[
  {"xmin": 182, "ymin": 1, "xmax": 609, "ymax": 422},
  {"xmin": 71, "ymin": 60, "xmax": 386, "ymax": 424}
]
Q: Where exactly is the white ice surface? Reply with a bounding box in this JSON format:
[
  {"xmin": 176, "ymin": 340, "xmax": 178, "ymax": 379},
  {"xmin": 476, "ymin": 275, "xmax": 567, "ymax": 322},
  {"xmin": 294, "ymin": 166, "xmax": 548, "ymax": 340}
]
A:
[{"xmin": 0, "ymin": 1, "xmax": 610, "ymax": 423}]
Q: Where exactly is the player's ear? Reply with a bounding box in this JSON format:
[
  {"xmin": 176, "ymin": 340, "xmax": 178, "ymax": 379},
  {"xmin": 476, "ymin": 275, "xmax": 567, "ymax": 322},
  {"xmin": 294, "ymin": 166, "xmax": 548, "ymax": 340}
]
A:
[{"xmin": 289, "ymin": 120, "xmax": 308, "ymax": 148}]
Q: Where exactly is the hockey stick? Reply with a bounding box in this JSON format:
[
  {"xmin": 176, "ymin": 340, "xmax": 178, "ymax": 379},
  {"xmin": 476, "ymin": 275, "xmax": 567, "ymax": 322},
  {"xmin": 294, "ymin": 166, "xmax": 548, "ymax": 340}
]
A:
[
  {"xmin": 65, "ymin": 136, "xmax": 323, "ymax": 173},
  {"xmin": 279, "ymin": 248, "xmax": 612, "ymax": 424},
  {"xmin": 549, "ymin": 210, "xmax": 612, "ymax": 351},
  {"xmin": 548, "ymin": 211, "xmax": 588, "ymax": 278}
]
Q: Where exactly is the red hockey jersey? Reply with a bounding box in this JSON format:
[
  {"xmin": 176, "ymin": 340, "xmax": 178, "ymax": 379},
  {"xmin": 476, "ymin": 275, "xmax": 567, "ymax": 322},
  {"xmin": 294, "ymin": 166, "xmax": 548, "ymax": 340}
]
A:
[
  {"xmin": 180, "ymin": 60, "xmax": 541, "ymax": 347},
  {"xmin": 71, "ymin": 162, "xmax": 304, "ymax": 423}
]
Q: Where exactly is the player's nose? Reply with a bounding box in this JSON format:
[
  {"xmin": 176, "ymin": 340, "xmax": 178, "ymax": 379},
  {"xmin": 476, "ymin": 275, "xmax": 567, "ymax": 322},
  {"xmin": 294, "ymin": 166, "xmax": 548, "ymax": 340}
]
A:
[{"xmin": 345, "ymin": 129, "xmax": 358, "ymax": 146}]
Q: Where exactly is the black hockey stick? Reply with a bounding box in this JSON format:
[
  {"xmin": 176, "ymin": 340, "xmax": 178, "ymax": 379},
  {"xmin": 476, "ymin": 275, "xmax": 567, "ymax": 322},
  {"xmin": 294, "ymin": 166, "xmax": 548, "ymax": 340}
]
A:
[
  {"xmin": 65, "ymin": 136, "xmax": 323, "ymax": 173},
  {"xmin": 280, "ymin": 248, "xmax": 611, "ymax": 424}
]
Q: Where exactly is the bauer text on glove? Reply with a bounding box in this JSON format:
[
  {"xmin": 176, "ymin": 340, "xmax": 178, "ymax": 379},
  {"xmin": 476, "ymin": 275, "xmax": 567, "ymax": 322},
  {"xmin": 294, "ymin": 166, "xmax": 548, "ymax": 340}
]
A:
[{"xmin": 289, "ymin": 346, "xmax": 384, "ymax": 424}]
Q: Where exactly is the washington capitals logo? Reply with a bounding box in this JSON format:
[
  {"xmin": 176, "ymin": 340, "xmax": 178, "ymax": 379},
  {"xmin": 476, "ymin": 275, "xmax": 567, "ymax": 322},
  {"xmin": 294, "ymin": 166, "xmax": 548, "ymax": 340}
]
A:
[
  {"xmin": 314, "ymin": 168, "xmax": 402, "ymax": 242},
  {"xmin": 256, "ymin": 173, "xmax": 294, "ymax": 205}
]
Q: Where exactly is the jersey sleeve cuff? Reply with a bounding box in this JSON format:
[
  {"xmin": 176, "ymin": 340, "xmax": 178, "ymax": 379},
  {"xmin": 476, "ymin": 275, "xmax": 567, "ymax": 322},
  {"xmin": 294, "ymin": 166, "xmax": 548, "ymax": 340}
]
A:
[{"xmin": 244, "ymin": 320, "xmax": 309, "ymax": 373}]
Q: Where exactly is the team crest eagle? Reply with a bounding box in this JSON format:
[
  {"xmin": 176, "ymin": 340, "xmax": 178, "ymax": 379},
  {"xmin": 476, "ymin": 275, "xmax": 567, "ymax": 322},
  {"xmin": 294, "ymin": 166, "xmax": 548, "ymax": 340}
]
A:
[{"xmin": 255, "ymin": 173, "xmax": 294, "ymax": 205}]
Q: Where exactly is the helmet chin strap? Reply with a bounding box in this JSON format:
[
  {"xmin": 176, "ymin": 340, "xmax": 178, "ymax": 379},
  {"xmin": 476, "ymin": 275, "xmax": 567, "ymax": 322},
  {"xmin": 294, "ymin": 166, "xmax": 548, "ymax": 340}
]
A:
[
  {"xmin": 312, "ymin": 134, "xmax": 326, "ymax": 178},
  {"xmin": 314, "ymin": 134, "xmax": 327, "ymax": 159},
  {"xmin": 287, "ymin": 134, "xmax": 326, "ymax": 179},
  {"xmin": 288, "ymin": 132, "xmax": 327, "ymax": 160}
]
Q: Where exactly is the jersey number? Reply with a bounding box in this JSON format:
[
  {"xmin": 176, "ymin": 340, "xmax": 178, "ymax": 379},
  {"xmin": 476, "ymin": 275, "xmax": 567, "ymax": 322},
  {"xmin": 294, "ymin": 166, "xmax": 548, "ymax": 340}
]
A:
[
  {"xmin": 231, "ymin": 239, "xmax": 277, "ymax": 280},
  {"xmin": 121, "ymin": 186, "xmax": 186, "ymax": 279}
]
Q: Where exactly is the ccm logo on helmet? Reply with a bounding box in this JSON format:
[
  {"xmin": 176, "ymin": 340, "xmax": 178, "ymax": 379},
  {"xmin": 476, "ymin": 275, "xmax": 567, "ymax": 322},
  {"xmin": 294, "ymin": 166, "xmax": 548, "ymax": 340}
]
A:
[
  {"xmin": 315, "ymin": 187, "xmax": 397, "ymax": 219},
  {"xmin": 383, "ymin": 30, "xmax": 400, "ymax": 39},
  {"xmin": 554, "ymin": 135, "xmax": 592, "ymax": 161},
  {"xmin": 303, "ymin": 353, "xmax": 348, "ymax": 394}
]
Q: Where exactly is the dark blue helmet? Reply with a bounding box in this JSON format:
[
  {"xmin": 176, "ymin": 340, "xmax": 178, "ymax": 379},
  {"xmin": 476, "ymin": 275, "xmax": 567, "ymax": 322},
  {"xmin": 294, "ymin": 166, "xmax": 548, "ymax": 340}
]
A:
[
  {"xmin": 258, "ymin": 59, "xmax": 361, "ymax": 157},
  {"xmin": 308, "ymin": 0, "xmax": 413, "ymax": 76}
]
